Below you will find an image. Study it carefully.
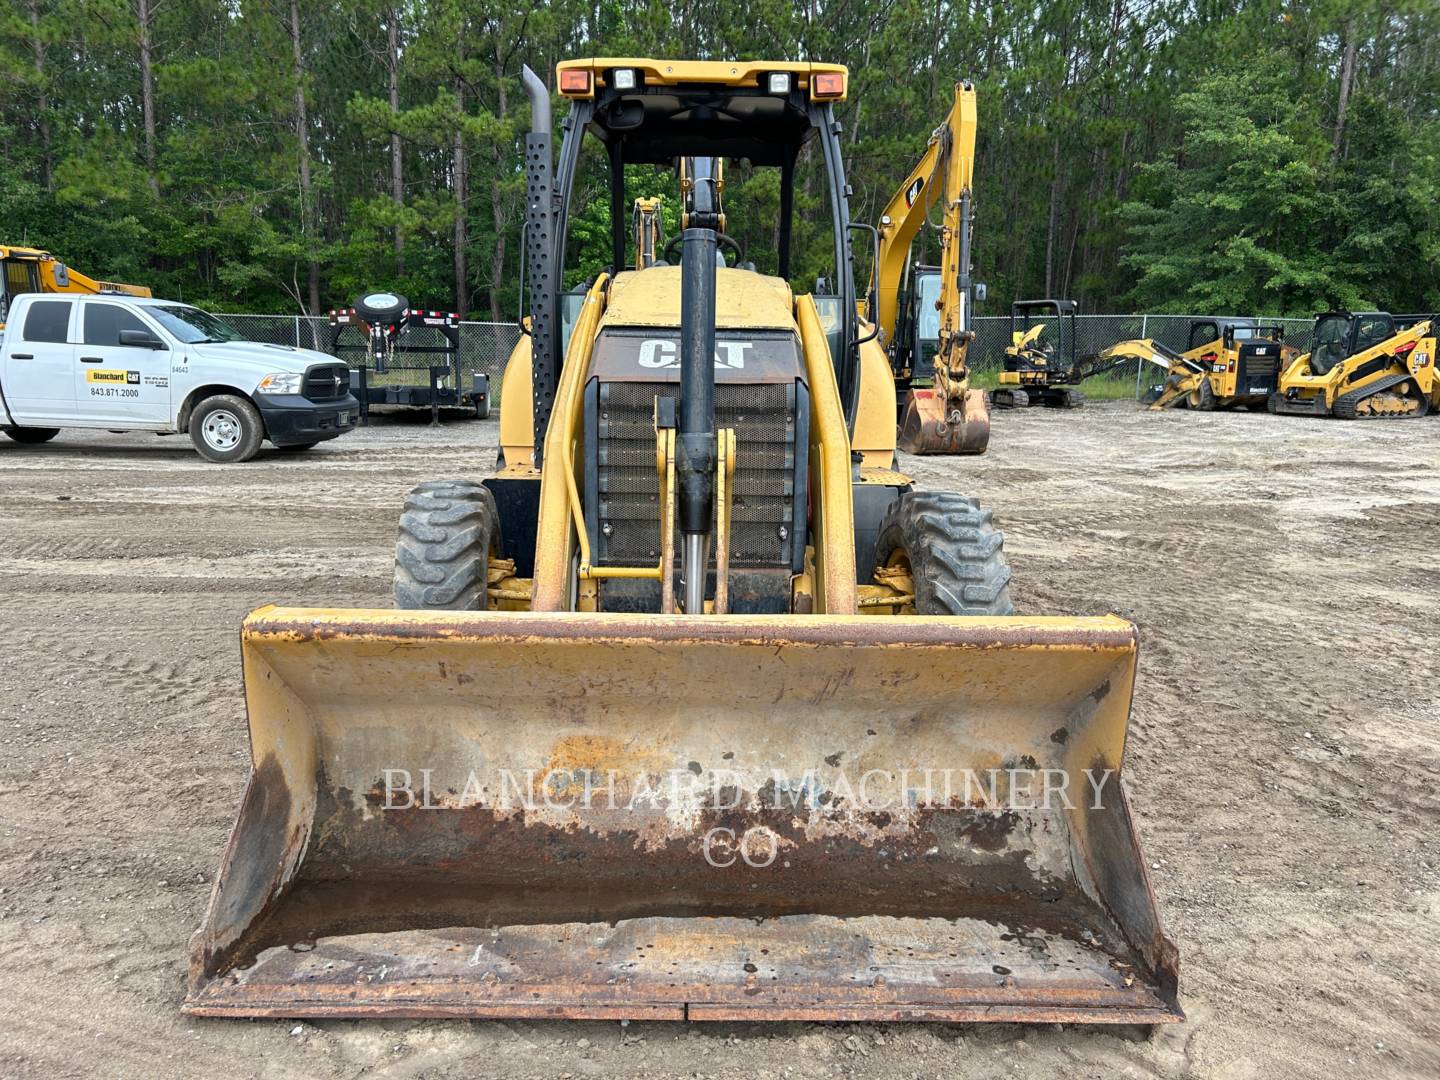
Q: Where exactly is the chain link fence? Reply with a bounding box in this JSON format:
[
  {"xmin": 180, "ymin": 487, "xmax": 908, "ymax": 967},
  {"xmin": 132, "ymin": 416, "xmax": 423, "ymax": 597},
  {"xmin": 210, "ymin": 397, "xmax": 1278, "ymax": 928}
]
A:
[
  {"xmin": 217, "ymin": 311, "xmax": 1317, "ymax": 403},
  {"xmin": 219, "ymin": 313, "xmax": 522, "ymax": 394}
]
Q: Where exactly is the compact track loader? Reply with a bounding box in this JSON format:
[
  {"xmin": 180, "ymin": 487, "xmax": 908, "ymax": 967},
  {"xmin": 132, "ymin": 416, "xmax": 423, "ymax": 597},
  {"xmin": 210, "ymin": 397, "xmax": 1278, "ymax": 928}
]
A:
[
  {"xmin": 1271, "ymin": 311, "xmax": 1438, "ymax": 418},
  {"xmin": 1094, "ymin": 319, "xmax": 1291, "ymax": 411},
  {"xmin": 875, "ymin": 83, "xmax": 990, "ymax": 454},
  {"xmin": 187, "ymin": 58, "xmax": 1178, "ymax": 1025}
]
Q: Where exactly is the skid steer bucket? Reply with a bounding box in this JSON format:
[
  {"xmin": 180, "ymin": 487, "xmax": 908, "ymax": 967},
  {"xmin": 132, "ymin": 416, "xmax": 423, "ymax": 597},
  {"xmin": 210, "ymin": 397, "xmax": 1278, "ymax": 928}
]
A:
[{"xmin": 186, "ymin": 608, "xmax": 1180, "ymax": 1023}]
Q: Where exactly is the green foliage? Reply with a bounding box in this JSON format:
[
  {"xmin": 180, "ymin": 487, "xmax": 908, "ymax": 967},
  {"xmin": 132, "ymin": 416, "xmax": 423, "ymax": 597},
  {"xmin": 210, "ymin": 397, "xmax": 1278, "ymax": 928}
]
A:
[{"xmin": 0, "ymin": 0, "xmax": 1435, "ymax": 317}]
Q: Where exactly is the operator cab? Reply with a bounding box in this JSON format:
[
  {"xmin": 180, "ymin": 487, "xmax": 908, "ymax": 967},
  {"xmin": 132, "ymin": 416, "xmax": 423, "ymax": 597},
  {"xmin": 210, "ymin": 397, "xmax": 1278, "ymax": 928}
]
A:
[
  {"xmin": 0, "ymin": 249, "xmax": 42, "ymax": 328},
  {"xmin": 1309, "ymin": 312, "xmax": 1395, "ymax": 375},
  {"xmin": 1010, "ymin": 299, "xmax": 1077, "ymax": 367}
]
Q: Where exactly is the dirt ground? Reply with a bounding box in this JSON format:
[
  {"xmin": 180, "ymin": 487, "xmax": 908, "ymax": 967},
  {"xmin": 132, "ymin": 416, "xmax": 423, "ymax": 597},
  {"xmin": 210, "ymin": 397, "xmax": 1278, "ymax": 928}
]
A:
[{"xmin": 0, "ymin": 402, "xmax": 1435, "ymax": 1080}]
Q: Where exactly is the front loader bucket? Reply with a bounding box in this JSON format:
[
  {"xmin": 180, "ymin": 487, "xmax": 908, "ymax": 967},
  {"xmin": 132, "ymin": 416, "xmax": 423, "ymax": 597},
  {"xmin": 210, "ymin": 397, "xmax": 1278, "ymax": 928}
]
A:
[
  {"xmin": 898, "ymin": 387, "xmax": 990, "ymax": 454},
  {"xmin": 186, "ymin": 608, "xmax": 1180, "ymax": 1024}
]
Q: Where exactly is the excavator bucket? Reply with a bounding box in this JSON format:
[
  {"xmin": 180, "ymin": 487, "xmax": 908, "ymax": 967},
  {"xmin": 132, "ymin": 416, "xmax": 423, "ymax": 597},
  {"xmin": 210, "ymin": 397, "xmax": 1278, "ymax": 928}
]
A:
[
  {"xmin": 185, "ymin": 607, "xmax": 1180, "ymax": 1024},
  {"xmin": 898, "ymin": 387, "xmax": 991, "ymax": 454}
]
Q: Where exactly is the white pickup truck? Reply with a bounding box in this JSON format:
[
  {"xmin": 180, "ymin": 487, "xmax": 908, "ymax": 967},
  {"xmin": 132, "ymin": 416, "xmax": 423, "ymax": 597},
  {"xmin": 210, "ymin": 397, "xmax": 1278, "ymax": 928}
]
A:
[{"xmin": 0, "ymin": 292, "xmax": 358, "ymax": 462}]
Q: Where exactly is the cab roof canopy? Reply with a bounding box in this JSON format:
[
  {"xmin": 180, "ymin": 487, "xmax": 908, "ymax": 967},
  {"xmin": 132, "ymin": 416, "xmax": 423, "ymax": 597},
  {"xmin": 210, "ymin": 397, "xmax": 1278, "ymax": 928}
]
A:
[{"xmin": 556, "ymin": 58, "xmax": 848, "ymax": 167}]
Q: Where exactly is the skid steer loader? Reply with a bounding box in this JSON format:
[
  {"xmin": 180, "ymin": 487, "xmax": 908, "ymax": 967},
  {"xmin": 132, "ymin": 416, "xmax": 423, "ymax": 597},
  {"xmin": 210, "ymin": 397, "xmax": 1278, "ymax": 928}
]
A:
[
  {"xmin": 186, "ymin": 58, "xmax": 1179, "ymax": 1025},
  {"xmin": 1271, "ymin": 311, "xmax": 1438, "ymax": 418},
  {"xmin": 1091, "ymin": 319, "xmax": 1291, "ymax": 411}
]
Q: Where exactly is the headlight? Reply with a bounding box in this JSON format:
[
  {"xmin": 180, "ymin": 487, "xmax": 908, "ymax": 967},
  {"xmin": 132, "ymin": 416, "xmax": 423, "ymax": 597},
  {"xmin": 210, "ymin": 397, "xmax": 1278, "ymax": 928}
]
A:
[{"xmin": 256, "ymin": 372, "xmax": 303, "ymax": 394}]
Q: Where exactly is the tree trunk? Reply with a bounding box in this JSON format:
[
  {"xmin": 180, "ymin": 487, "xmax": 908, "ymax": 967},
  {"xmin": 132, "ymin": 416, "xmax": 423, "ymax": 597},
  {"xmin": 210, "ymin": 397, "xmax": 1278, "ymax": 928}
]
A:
[
  {"xmin": 1333, "ymin": 20, "xmax": 1357, "ymax": 162},
  {"xmin": 28, "ymin": 0, "xmax": 53, "ymax": 193},
  {"xmin": 137, "ymin": 0, "xmax": 158, "ymax": 196},
  {"xmin": 1043, "ymin": 134, "xmax": 1062, "ymax": 297},
  {"xmin": 388, "ymin": 7, "xmax": 404, "ymax": 272},
  {"xmin": 289, "ymin": 0, "xmax": 319, "ymax": 315},
  {"xmin": 453, "ymin": 80, "xmax": 468, "ymax": 317},
  {"xmin": 488, "ymin": 44, "xmax": 508, "ymax": 322}
]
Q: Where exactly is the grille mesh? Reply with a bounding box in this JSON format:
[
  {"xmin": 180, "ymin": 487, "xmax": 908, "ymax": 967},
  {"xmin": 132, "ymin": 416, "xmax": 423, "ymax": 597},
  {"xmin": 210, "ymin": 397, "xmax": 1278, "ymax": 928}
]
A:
[
  {"xmin": 304, "ymin": 364, "xmax": 351, "ymax": 401},
  {"xmin": 596, "ymin": 381, "xmax": 797, "ymax": 568}
]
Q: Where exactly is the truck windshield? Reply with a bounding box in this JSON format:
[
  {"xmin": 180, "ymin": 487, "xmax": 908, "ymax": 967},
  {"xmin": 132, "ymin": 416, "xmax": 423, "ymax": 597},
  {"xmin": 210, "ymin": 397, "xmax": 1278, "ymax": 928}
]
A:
[{"xmin": 149, "ymin": 304, "xmax": 244, "ymax": 344}]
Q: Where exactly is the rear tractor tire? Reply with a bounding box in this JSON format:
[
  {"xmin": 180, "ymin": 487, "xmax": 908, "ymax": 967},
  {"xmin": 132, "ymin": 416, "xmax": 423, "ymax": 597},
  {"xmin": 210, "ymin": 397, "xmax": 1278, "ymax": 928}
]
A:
[
  {"xmin": 394, "ymin": 479, "xmax": 502, "ymax": 610},
  {"xmin": 872, "ymin": 491, "xmax": 1015, "ymax": 616}
]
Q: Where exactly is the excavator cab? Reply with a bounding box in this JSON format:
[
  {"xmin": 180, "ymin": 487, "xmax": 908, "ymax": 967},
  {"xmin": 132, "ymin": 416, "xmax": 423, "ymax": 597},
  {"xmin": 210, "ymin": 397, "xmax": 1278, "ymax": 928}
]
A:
[
  {"xmin": 186, "ymin": 58, "xmax": 1177, "ymax": 1026},
  {"xmin": 1, "ymin": 251, "xmax": 41, "ymax": 326}
]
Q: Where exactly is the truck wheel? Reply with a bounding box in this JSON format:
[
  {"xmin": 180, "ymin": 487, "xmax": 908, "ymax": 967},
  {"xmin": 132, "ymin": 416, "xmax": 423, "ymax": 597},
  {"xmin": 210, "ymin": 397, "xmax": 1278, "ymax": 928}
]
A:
[
  {"xmin": 872, "ymin": 491, "xmax": 1014, "ymax": 615},
  {"xmin": 1, "ymin": 426, "xmax": 60, "ymax": 444},
  {"xmin": 394, "ymin": 479, "xmax": 502, "ymax": 610},
  {"xmin": 189, "ymin": 394, "xmax": 263, "ymax": 463}
]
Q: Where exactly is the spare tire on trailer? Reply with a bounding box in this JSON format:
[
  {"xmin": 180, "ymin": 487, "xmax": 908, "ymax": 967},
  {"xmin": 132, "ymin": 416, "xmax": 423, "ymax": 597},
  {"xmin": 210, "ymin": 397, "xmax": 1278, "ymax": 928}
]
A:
[
  {"xmin": 394, "ymin": 479, "xmax": 502, "ymax": 610},
  {"xmin": 871, "ymin": 491, "xmax": 1014, "ymax": 616}
]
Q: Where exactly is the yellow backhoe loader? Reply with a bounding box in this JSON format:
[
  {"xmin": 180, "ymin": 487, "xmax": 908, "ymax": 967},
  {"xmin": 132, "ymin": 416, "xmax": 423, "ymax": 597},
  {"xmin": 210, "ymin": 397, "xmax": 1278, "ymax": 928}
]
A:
[
  {"xmin": 1089, "ymin": 318, "xmax": 1292, "ymax": 411},
  {"xmin": 873, "ymin": 83, "xmax": 990, "ymax": 454},
  {"xmin": 185, "ymin": 58, "xmax": 1178, "ymax": 1025},
  {"xmin": 1, "ymin": 245, "xmax": 150, "ymax": 329},
  {"xmin": 1271, "ymin": 311, "xmax": 1438, "ymax": 418}
]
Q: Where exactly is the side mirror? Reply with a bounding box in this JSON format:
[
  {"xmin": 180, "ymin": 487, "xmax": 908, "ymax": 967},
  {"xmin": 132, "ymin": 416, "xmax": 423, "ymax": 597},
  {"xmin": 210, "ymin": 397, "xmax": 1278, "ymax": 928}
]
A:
[
  {"xmin": 973, "ymin": 282, "xmax": 987, "ymax": 303},
  {"xmin": 119, "ymin": 329, "xmax": 165, "ymax": 350}
]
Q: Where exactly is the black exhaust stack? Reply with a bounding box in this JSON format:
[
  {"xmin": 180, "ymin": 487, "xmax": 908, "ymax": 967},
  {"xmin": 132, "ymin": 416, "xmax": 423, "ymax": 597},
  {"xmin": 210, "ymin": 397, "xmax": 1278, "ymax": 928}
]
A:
[
  {"xmin": 522, "ymin": 65, "xmax": 558, "ymax": 465},
  {"xmin": 678, "ymin": 157, "xmax": 721, "ymax": 613}
]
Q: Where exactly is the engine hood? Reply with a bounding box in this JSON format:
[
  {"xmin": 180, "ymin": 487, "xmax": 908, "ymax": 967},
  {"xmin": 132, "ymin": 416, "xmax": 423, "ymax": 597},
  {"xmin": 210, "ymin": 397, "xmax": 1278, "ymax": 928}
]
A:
[{"xmin": 187, "ymin": 340, "xmax": 336, "ymax": 372}]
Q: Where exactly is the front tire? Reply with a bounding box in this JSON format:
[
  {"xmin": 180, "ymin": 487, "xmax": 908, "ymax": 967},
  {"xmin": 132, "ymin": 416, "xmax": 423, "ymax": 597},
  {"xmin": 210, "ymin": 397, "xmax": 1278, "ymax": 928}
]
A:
[
  {"xmin": 1188, "ymin": 378, "xmax": 1216, "ymax": 411},
  {"xmin": 394, "ymin": 479, "xmax": 502, "ymax": 609},
  {"xmin": 1, "ymin": 426, "xmax": 60, "ymax": 444},
  {"xmin": 189, "ymin": 394, "xmax": 263, "ymax": 463},
  {"xmin": 872, "ymin": 491, "xmax": 1014, "ymax": 615}
]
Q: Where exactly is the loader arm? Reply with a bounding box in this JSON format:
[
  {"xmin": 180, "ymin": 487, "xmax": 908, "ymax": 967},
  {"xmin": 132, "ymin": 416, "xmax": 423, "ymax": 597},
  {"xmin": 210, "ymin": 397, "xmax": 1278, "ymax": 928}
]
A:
[{"xmin": 1083, "ymin": 339, "xmax": 1202, "ymax": 410}]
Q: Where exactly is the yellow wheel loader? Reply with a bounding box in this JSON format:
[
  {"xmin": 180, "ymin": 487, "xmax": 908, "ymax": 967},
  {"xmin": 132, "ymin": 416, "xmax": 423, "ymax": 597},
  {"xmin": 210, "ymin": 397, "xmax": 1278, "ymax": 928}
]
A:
[
  {"xmin": 185, "ymin": 58, "xmax": 1179, "ymax": 1025},
  {"xmin": 874, "ymin": 83, "xmax": 990, "ymax": 454},
  {"xmin": 1271, "ymin": 311, "xmax": 1438, "ymax": 418},
  {"xmin": 1092, "ymin": 319, "xmax": 1292, "ymax": 411},
  {"xmin": 0, "ymin": 245, "xmax": 150, "ymax": 330}
]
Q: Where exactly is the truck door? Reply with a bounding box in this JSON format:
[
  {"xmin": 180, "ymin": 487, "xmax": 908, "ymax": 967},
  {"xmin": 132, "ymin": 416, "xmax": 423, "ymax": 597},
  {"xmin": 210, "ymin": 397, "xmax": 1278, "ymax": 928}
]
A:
[
  {"xmin": 74, "ymin": 300, "xmax": 172, "ymax": 424},
  {"xmin": 3, "ymin": 297, "xmax": 76, "ymax": 422}
]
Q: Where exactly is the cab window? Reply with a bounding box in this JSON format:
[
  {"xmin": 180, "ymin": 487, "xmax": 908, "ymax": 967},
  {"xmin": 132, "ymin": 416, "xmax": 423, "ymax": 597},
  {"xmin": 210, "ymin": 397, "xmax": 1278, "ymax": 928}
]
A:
[
  {"xmin": 1188, "ymin": 322, "xmax": 1218, "ymax": 350},
  {"xmin": 22, "ymin": 300, "xmax": 72, "ymax": 343},
  {"xmin": 1354, "ymin": 314, "xmax": 1393, "ymax": 352},
  {"xmin": 84, "ymin": 303, "xmax": 152, "ymax": 347}
]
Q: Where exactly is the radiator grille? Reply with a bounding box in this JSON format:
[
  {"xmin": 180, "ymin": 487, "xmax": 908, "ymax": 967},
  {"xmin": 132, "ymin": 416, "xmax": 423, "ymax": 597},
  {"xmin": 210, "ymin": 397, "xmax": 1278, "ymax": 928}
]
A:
[
  {"xmin": 304, "ymin": 364, "xmax": 351, "ymax": 401},
  {"xmin": 595, "ymin": 381, "xmax": 798, "ymax": 569},
  {"xmin": 1237, "ymin": 345, "xmax": 1279, "ymax": 394}
]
